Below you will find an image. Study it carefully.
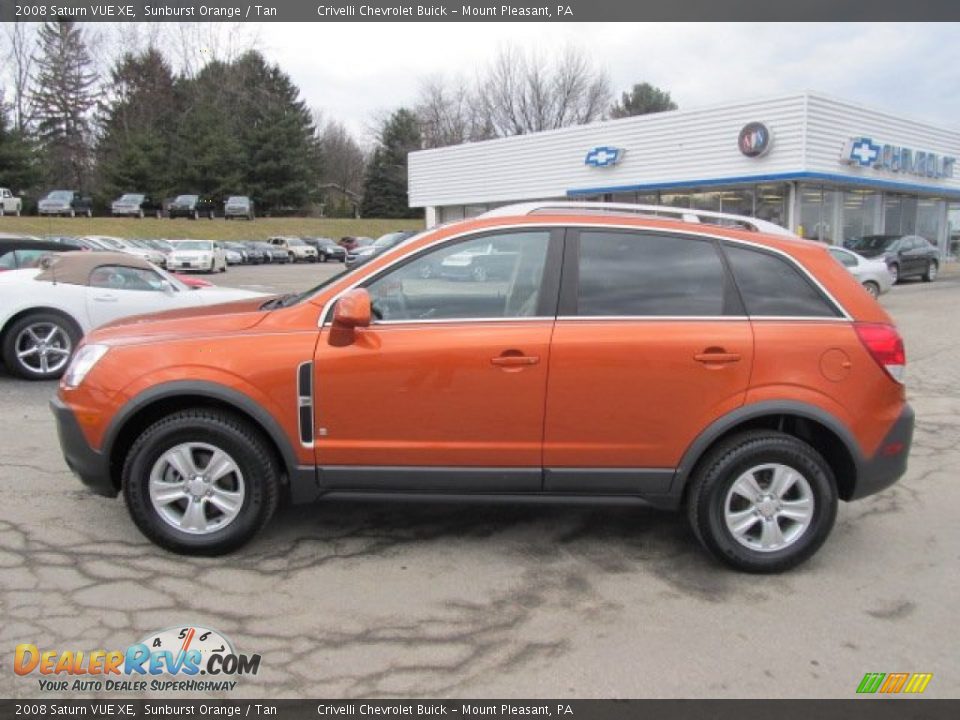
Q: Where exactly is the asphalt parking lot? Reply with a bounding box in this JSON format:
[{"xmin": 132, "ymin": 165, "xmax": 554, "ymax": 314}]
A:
[{"xmin": 1, "ymin": 262, "xmax": 958, "ymax": 699}]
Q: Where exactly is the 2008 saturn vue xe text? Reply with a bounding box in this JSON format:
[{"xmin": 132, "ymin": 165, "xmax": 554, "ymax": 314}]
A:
[{"xmin": 52, "ymin": 203, "xmax": 914, "ymax": 572}]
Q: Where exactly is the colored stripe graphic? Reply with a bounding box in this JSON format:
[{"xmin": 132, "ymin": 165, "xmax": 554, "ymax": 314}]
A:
[
  {"xmin": 857, "ymin": 672, "xmax": 932, "ymax": 694},
  {"xmin": 857, "ymin": 673, "xmax": 885, "ymax": 694},
  {"xmin": 880, "ymin": 673, "xmax": 909, "ymax": 693},
  {"xmin": 904, "ymin": 673, "xmax": 933, "ymax": 694}
]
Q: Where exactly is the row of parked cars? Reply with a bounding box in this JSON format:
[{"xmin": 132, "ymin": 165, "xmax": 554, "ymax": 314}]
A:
[{"xmin": 0, "ymin": 187, "xmax": 259, "ymax": 220}]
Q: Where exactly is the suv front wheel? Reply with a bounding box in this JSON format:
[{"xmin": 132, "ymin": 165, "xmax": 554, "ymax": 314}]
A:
[
  {"xmin": 122, "ymin": 409, "xmax": 280, "ymax": 555},
  {"xmin": 686, "ymin": 431, "xmax": 837, "ymax": 573}
]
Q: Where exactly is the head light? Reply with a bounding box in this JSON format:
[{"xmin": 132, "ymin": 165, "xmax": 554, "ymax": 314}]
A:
[{"xmin": 63, "ymin": 344, "xmax": 109, "ymax": 388}]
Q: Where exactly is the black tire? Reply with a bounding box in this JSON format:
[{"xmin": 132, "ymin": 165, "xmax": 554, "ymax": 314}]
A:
[
  {"xmin": 923, "ymin": 261, "xmax": 938, "ymax": 283},
  {"xmin": 1, "ymin": 311, "xmax": 82, "ymax": 380},
  {"xmin": 862, "ymin": 281, "xmax": 880, "ymax": 298},
  {"xmin": 888, "ymin": 263, "xmax": 900, "ymax": 284},
  {"xmin": 193, "ymin": 210, "xmax": 199, "ymax": 220},
  {"xmin": 209, "ymin": 211, "xmax": 215, "ymax": 220},
  {"xmin": 122, "ymin": 409, "xmax": 280, "ymax": 555},
  {"xmin": 686, "ymin": 430, "xmax": 838, "ymax": 573}
]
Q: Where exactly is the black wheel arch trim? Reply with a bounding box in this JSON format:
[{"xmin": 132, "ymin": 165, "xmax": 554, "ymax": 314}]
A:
[
  {"xmin": 672, "ymin": 400, "xmax": 866, "ymax": 497},
  {"xmin": 102, "ymin": 380, "xmax": 319, "ymax": 501}
]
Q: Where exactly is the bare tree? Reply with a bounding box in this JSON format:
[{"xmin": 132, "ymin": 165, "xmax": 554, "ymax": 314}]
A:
[
  {"xmin": 317, "ymin": 118, "xmax": 366, "ymax": 196},
  {"xmin": 475, "ymin": 44, "xmax": 610, "ymax": 137},
  {"xmin": 164, "ymin": 23, "xmax": 261, "ymax": 78},
  {"xmin": 416, "ymin": 75, "xmax": 492, "ymax": 148},
  {"xmin": 3, "ymin": 23, "xmax": 38, "ymax": 132}
]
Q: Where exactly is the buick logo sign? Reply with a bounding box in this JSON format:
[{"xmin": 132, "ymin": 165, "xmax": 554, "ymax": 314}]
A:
[
  {"xmin": 738, "ymin": 122, "xmax": 772, "ymax": 158},
  {"xmin": 585, "ymin": 146, "xmax": 623, "ymax": 168}
]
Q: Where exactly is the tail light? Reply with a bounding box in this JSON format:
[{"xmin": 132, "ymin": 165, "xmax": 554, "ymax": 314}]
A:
[{"xmin": 855, "ymin": 322, "xmax": 905, "ymax": 383}]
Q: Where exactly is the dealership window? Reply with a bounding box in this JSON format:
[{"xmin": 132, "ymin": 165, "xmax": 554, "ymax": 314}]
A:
[
  {"xmin": 884, "ymin": 194, "xmax": 918, "ymax": 236},
  {"xmin": 797, "ymin": 185, "xmax": 839, "ymax": 244},
  {"xmin": 718, "ymin": 188, "xmax": 754, "ymax": 217},
  {"xmin": 948, "ymin": 204, "xmax": 960, "ymax": 261},
  {"xmin": 660, "ymin": 192, "xmax": 691, "ymax": 209},
  {"xmin": 691, "ymin": 191, "xmax": 721, "ymax": 212},
  {"xmin": 841, "ymin": 190, "xmax": 882, "ymax": 244},
  {"xmin": 916, "ymin": 197, "xmax": 945, "ymax": 250},
  {"xmin": 755, "ymin": 184, "xmax": 789, "ymax": 227}
]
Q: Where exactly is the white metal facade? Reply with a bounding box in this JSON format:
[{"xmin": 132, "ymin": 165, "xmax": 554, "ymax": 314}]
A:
[{"xmin": 408, "ymin": 92, "xmax": 960, "ymax": 252}]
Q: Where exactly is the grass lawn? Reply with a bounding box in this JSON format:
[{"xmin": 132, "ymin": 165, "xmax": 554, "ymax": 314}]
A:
[{"xmin": 0, "ymin": 216, "xmax": 425, "ymax": 241}]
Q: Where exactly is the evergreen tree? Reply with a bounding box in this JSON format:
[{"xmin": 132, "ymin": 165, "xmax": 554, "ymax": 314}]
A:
[
  {"xmin": 0, "ymin": 99, "xmax": 40, "ymax": 193},
  {"xmin": 361, "ymin": 108, "xmax": 422, "ymax": 218},
  {"xmin": 31, "ymin": 21, "xmax": 98, "ymax": 189},
  {"xmin": 95, "ymin": 47, "xmax": 178, "ymax": 201},
  {"xmin": 610, "ymin": 83, "xmax": 677, "ymax": 119}
]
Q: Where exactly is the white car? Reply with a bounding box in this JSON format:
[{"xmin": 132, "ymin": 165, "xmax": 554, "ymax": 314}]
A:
[
  {"xmin": 82, "ymin": 235, "xmax": 166, "ymax": 266},
  {"xmin": 267, "ymin": 236, "xmax": 318, "ymax": 263},
  {"xmin": 828, "ymin": 247, "xmax": 894, "ymax": 298},
  {"xmin": 0, "ymin": 188, "xmax": 22, "ymax": 216},
  {"xmin": 0, "ymin": 252, "xmax": 266, "ymax": 380},
  {"xmin": 167, "ymin": 240, "xmax": 228, "ymax": 273}
]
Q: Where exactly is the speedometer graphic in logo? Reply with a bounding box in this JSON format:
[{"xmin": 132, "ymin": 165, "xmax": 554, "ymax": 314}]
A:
[{"xmin": 139, "ymin": 626, "xmax": 234, "ymax": 667}]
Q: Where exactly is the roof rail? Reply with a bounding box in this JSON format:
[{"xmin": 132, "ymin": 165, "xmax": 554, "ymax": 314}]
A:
[{"xmin": 478, "ymin": 201, "xmax": 796, "ymax": 237}]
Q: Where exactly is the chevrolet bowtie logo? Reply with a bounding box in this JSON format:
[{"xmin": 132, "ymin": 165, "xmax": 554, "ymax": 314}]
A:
[
  {"xmin": 585, "ymin": 146, "xmax": 623, "ymax": 167},
  {"xmin": 847, "ymin": 137, "xmax": 881, "ymax": 166}
]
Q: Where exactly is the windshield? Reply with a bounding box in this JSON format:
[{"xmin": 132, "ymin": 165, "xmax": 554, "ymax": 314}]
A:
[
  {"xmin": 174, "ymin": 195, "xmax": 198, "ymax": 205},
  {"xmin": 847, "ymin": 235, "xmax": 898, "ymax": 251},
  {"xmin": 226, "ymin": 196, "xmax": 247, "ymax": 204},
  {"xmin": 46, "ymin": 191, "xmax": 72, "ymax": 201},
  {"xmin": 177, "ymin": 241, "xmax": 213, "ymax": 251},
  {"xmin": 96, "ymin": 237, "xmax": 126, "ymax": 249},
  {"xmin": 287, "ymin": 238, "xmax": 305, "ymax": 246},
  {"xmin": 119, "ymin": 194, "xmax": 143, "ymax": 203}
]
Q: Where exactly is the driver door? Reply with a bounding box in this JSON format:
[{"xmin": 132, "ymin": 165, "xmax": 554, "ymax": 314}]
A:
[
  {"xmin": 85, "ymin": 265, "xmax": 183, "ymax": 328},
  {"xmin": 313, "ymin": 229, "xmax": 562, "ymax": 492}
]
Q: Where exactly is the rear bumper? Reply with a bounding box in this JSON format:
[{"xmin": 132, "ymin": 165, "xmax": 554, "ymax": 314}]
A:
[
  {"xmin": 851, "ymin": 404, "xmax": 915, "ymax": 500},
  {"xmin": 50, "ymin": 396, "xmax": 116, "ymax": 498}
]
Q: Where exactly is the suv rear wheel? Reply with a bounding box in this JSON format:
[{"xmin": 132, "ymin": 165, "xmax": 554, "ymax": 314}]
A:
[
  {"xmin": 122, "ymin": 409, "xmax": 280, "ymax": 555},
  {"xmin": 686, "ymin": 431, "xmax": 837, "ymax": 573}
]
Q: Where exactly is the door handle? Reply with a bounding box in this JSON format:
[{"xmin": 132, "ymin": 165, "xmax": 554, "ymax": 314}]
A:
[
  {"xmin": 93, "ymin": 294, "xmax": 118, "ymax": 302},
  {"xmin": 491, "ymin": 354, "xmax": 540, "ymax": 367},
  {"xmin": 694, "ymin": 350, "xmax": 741, "ymax": 364}
]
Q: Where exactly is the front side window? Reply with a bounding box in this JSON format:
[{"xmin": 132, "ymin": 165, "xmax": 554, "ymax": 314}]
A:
[
  {"xmin": 575, "ymin": 231, "xmax": 727, "ymax": 317},
  {"xmin": 829, "ymin": 248, "xmax": 857, "ymax": 268},
  {"xmin": 89, "ymin": 265, "xmax": 168, "ymax": 292},
  {"xmin": 724, "ymin": 244, "xmax": 840, "ymax": 318},
  {"xmin": 365, "ymin": 231, "xmax": 550, "ymax": 322}
]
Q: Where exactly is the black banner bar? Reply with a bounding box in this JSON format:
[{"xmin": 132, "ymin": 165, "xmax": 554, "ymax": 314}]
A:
[
  {"xmin": 2, "ymin": 700, "xmax": 960, "ymax": 720},
  {"xmin": 2, "ymin": 0, "xmax": 960, "ymax": 22}
]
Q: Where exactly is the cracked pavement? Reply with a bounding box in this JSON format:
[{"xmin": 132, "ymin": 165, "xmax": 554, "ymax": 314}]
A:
[{"xmin": 0, "ymin": 264, "xmax": 957, "ymax": 699}]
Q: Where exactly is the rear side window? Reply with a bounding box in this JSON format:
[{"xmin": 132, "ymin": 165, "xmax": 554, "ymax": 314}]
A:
[
  {"xmin": 576, "ymin": 231, "xmax": 727, "ymax": 316},
  {"xmin": 724, "ymin": 244, "xmax": 840, "ymax": 318}
]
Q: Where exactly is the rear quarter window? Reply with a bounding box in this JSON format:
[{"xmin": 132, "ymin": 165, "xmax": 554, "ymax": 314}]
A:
[{"xmin": 724, "ymin": 243, "xmax": 841, "ymax": 318}]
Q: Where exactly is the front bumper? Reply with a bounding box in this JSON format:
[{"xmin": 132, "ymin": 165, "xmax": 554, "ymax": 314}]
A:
[
  {"xmin": 50, "ymin": 396, "xmax": 116, "ymax": 498},
  {"xmin": 851, "ymin": 404, "xmax": 915, "ymax": 500}
]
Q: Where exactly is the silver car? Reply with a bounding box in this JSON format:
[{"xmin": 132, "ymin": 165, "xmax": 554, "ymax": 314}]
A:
[{"xmin": 829, "ymin": 247, "xmax": 894, "ymax": 298}]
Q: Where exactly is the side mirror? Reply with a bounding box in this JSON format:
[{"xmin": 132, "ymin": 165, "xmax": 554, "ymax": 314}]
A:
[{"xmin": 333, "ymin": 288, "xmax": 372, "ymax": 329}]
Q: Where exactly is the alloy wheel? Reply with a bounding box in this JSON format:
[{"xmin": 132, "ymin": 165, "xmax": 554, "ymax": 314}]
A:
[
  {"xmin": 14, "ymin": 322, "xmax": 73, "ymax": 376},
  {"xmin": 723, "ymin": 463, "xmax": 815, "ymax": 552}
]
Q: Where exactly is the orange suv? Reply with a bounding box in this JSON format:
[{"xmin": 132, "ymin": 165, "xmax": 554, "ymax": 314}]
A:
[{"xmin": 52, "ymin": 203, "xmax": 913, "ymax": 572}]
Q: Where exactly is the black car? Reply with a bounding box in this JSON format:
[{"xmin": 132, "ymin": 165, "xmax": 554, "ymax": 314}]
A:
[
  {"xmin": 0, "ymin": 236, "xmax": 81, "ymax": 271},
  {"xmin": 223, "ymin": 241, "xmax": 255, "ymax": 264},
  {"xmin": 250, "ymin": 241, "xmax": 289, "ymax": 264},
  {"xmin": 845, "ymin": 234, "xmax": 939, "ymax": 283},
  {"xmin": 111, "ymin": 193, "xmax": 164, "ymax": 218},
  {"xmin": 168, "ymin": 194, "xmax": 218, "ymax": 220},
  {"xmin": 304, "ymin": 237, "xmax": 346, "ymax": 263}
]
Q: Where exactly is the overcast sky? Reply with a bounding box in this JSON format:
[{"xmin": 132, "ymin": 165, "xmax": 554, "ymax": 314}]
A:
[{"xmin": 249, "ymin": 22, "xmax": 960, "ymax": 142}]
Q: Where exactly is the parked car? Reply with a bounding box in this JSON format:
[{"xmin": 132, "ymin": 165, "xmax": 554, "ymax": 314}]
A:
[
  {"xmin": 38, "ymin": 190, "xmax": 93, "ymax": 218},
  {"xmin": 0, "ymin": 187, "xmax": 22, "ymax": 216},
  {"xmin": 82, "ymin": 236, "xmax": 166, "ymax": 266},
  {"xmin": 303, "ymin": 237, "xmax": 346, "ymax": 263},
  {"xmin": 844, "ymin": 234, "xmax": 939, "ymax": 284},
  {"xmin": 1, "ymin": 237, "xmax": 79, "ymax": 271},
  {"xmin": 237, "ymin": 242, "xmax": 267, "ymax": 265},
  {"xmin": 223, "ymin": 242, "xmax": 253, "ymax": 264},
  {"xmin": 168, "ymin": 195, "xmax": 218, "ymax": 220},
  {"xmin": 111, "ymin": 193, "xmax": 164, "ymax": 219},
  {"xmin": 828, "ymin": 247, "xmax": 894, "ymax": 298},
  {"xmin": 51, "ymin": 202, "xmax": 914, "ymax": 572},
  {"xmin": 1, "ymin": 251, "xmax": 265, "ymax": 379},
  {"xmin": 249, "ymin": 241, "xmax": 288, "ymax": 264},
  {"xmin": 224, "ymin": 249, "xmax": 244, "ymax": 265},
  {"xmin": 267, "ymin": 236, "xmax": 318, "ymax": 263},
  {"xmin": 345, "ymin": 231, "xmax": 416, "ymax": 269},
  {"xmin": 167, "ymin": 240, "xmax": 228, "ymax": 273},
  {"xmin": 224, "ymin": 196, "xmax": 255, "ymax": 221},
  {"xmin": 439, "ymin": 240, "xmax": 517, "ymax": 281},
  {"xmin": 338, "ymin": 236, "xmax": 374, "ymax": 252}
]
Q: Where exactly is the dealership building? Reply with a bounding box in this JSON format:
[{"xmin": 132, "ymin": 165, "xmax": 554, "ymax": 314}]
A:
[{"xmin": 408, "ymin": 92, "xmax": 960, "ymax": 259}]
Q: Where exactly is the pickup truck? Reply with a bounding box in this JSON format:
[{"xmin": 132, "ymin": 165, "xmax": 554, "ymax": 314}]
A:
[{"xmin": 0, "ymin": 188, "xmax": 22, "ymax": 216}]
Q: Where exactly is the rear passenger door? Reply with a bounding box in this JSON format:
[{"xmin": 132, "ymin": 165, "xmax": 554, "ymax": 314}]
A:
[{"xmin": 542, "ymin": 229, "xmax": 753, "ymax": 494}]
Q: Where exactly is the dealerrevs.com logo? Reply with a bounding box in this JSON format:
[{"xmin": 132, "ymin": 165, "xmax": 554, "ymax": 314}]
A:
[{"xmin": 14, "ymin": 626, "xmax": 261, "ymax": 693}]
